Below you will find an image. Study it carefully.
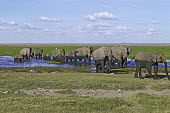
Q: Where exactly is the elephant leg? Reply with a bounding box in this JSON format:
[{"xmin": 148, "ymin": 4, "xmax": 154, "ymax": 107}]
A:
[
  {"xmin": 84, "ymin": 58, "xmax": 87, "ymax": 64},
  {"xmin": 105, "ymin": 60, "xmax": 111, "ymax": 73},
  {"xmin": 139, "ymin": 67, "xmax": 143, "ymax": 79},
  {"xmin": 146, "ymin": 65, "xmax": 152, "ymax": 77},
  {"xmin": 134, "ymin": 61, "xmax": 139, "ymax": 78},
  {"xmin": 101, "ymin": 60, "xmax": 105, "ymax": 73},
  {"xmin": 134, "ymin": 66, "xmax": 139, "ymax": 78},
  {"xmin": 88, "ymin": 57, "xmax": 91, "ymax": 65},
  {"xmin": 154, "ymin": 64, "xmax": 158, "ymax": 79}
]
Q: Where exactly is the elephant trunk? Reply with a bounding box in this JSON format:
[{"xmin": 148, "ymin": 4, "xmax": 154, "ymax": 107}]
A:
[{"xmin": 164, "ymin": 62, "xmax": 168, "ymax": 76}]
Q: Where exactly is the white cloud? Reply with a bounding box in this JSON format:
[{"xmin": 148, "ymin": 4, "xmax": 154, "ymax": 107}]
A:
[
  {"xmin": 0, "ymin": 26, "xmax": 13, "ymax": 30},
  {"xmin": 23, "ymin": 23, "xmax": 41, "ymax": 30},
  {"xmin": 134, "ymin": 27, "xmax": 159, "ymax": 39},
  {"xmin": 151, "ymin": 20, "xmax": 160, "ymax": 24},
  {"xmin": 84, "ymin": 12, "xmax": 118, "ymax": 21},
  {"xmin": 0, "ymin": 21, "xmax": 17, "ymax": 26},
  {"xmin": 78, "ymin": 23, "xmax": 128, "ymax": 38},
  {"xmin": 39, "ymin": 16, "xmax": 63, "ymax": 22},
  {"xmin": 102, "ymin": 5, "xmax": 113, "ymax": 8},
  {"xmin": 114, "ymin": 26, "xmax": 127, "ymax": 30}
]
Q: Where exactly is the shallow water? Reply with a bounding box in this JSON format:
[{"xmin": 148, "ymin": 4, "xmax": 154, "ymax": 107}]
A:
[{"xmin": 0, "ymin": 56, "xmax": 169, "ymax": 68}]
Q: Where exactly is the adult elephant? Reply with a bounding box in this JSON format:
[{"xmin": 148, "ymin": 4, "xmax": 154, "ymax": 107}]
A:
[
  {"xmin": 34, "ymin": 48, "xmax": 43, "ymax": 59},
  {"xmin": 53, "ymin": 49, "xmax": 65, "ymax": 62},
  {"xmin": 14, "ymin": 54, "xmax": 24, "ymax": 62},
  {"xmin": 75, "ymin": 47, "xmax": 93, "ymax": 64},
  {"xmin": 92, "ymin": 47, "xmax": 112, "ymax": 73},
  {"xmin": 20, "ymin": 48, "xmax": 32, "ymax": 60},
  {"xmin": 134, "ymin": 51, "xmax": 169, "ymax": 80},
  {"xmin": 65, "ymin": 50, "xmax": 77, "ymax": 63},
  {"xmin": 111, "ymin": 46, "xmax": 131, "ymax": 68}
]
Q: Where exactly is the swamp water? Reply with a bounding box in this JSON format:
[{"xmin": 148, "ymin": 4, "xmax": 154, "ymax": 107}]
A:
[{"xmin": 0, "ymin": 56, "xmax": 169, "ymax": 68}]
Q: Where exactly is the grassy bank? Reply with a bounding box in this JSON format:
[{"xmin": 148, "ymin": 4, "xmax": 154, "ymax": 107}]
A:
[
  {"xmin": 1, "ymin": 44, "xmax": 170, "ymax": 59},
  {"xmin": 1, "ymin": 72, "xmax": 170, "ymax": 112}
]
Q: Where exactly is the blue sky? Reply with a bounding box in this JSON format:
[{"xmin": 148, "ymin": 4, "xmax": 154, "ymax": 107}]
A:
[{"xmin": 0, "ymin": 0, "xmax": 169, "ymax": 43}]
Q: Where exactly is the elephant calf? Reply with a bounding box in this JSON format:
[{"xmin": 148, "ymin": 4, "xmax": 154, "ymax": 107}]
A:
[
  {"xmin": 43, "ymin": 54, "xmax": 51, "ymax": 61},
  {"xmin": 134, "ymin": 51, "xmax": 169, "ymax": 80},
  {"xmin": 14, "ymin": 54, "xmax": 24, "ymax": 63}
]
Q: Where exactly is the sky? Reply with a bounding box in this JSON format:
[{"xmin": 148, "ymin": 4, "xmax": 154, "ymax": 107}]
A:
[{"xmin": 0, "ymin": 0, "xmax": 170, "ymax": 43}]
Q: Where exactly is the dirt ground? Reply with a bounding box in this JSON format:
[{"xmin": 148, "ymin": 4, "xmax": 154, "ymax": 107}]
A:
[{"xmin": 18, "ymin": 88, "xmax": 170, "ymax": 97}]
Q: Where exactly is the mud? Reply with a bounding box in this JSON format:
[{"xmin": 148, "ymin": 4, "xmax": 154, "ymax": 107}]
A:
[{"xmin": 18, "ymin": 88, "xmax": 170, "ymax": 97}]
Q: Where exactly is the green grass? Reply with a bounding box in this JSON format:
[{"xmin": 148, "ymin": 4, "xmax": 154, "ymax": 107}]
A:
[
  {"xmin": 47, "ymin": 62, "xmax": 61, "ymax": 64},
  {"xmin": 1, "ymin": 72, "xmax": 170, "ymax": 112},
  {"xmin": 1, "ymin": 44, "xmax": 170, "ymax": 59}
]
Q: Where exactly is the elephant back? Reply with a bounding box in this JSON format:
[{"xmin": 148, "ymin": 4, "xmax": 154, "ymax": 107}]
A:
[
  {"xmin": 66, "ymin": 50, "xmax": 77, "ymax": 57},
  {"xmin": 34, "ymin": 48, "xmax": 43, "ymax": 54},
  {"xmin": 14, "ymin": 54, "xmax": 23, "ymax": 58},
  {"xmin": 92, "ymin": 47, "xmax": 112, "ymax": 60},
  {"xmin": 53, "ymin": 49, "xmax": 65, "ymax": 57},
  {"xmin": 111, "ymin": 46, "xmax": 131, "ymax": 60},
  {"xmin": 134, "ymin": 51, "xmax": 165, "ymax": 62},
  {"xmin": 76, "ymin": 47, "xmax": 88, "ymax": 56},
  {"xmin": 20, "ymin": 48, "xmax": 32, "ymax": 55}
]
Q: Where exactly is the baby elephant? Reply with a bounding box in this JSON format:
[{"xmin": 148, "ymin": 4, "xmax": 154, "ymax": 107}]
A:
[
  {"xmin": 14, "ymin": 54, "xmax": 24, "ymax": 63},
  {"xmin": 43, "ymin": 54, "xmax": 51, "ymax": 61}
]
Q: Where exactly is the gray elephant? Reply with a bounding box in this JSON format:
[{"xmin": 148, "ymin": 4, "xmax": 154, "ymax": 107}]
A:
[
  {"xmin": 134, "ymin": 51, "xmax": 169, "ymax": 80},
  {"xmin": 111, "ymin": 46, "xmax": 131, "ymax": 68},
  {"xmin": 75, "ymin": 47, "xmax": 93, "ymax": 64},
  {"xmin": 43, "ymin": 54, "xmax": 51, "ymax": 61},
  {"xmin": 92, "ymin": 47, "xmax": 112, "ymax": 73},
  {"xmin": 53, "ymin": 49, "xmax": 65, "ymax": 62},
  {"xmin": 34, "ymin": 48, "xmax": 43, "ymax": 59},
  {"xmin": 65, "ymin": 50, "xmax": 78, "ymax": 63},
  {"xmin": 14, "ymin": 54, "xmax": 24, "ymax": 62},
  {"xmin": 20, "ymin": 48, "xmax": 32, "ymax": 60}
]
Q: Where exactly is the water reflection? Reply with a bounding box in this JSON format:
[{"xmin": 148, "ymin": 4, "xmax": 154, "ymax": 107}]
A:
[{"xmin": 0, "ymin": 56, "xmax": 169, "ymax": 68}]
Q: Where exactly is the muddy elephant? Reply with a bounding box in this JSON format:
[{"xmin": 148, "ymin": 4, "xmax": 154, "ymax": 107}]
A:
[
  {"xmin": 134, "ymin": 51, "xmax": 169, "ymax": 80},
  {"xmin": 53, "ymin": 49, "xmax": 65, "ymax": 62},
  {"xmin": 65, "ymin": 50, "xmax": 78, "ymax": 63},
  {"xmin": 20, "ymin": 48, "xmax": 32, "ymax": 60},
  {"xmin": 34, "ymin": 48, "xmax": 43, "ymax": 59},
  {"xmin": 75, "ymin": 47, "xmax": 93, "ymax": 64},
  {"xmin": 111, "ymin": 46, "xmax": 131, "ymax": 68},
  {"xmin": 14, "ymin": 54, "xmax": 24, "ymax": 62},
  {"xmin": 92, "ymin": 47, "xmax": 112, "ymax": 73},
  {"xmin": 43, "ymin": 54, "xmax": 51, "ymax": 61}
]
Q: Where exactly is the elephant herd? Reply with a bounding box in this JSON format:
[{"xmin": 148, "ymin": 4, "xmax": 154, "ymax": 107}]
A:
[{"xmin": 13, "ymin": 46, "xmax": 169, "ymax": 80}]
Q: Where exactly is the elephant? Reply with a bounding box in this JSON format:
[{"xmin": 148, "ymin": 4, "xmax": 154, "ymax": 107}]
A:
[
  {"xmin": 43, "ymin": 54, "xmax": 51, "ymax": 61},
  {"xmin": 92, "ymin": 47, "xmax": 112, "ymax": 73},
  {"xmin": 20, "ymin": 48, "xmax": 32, "ymax": 60},
  {"xmin": 75, "ymin": 47, "xmax": 93, "ymax": 64},
  {"xmin": 53, "ymin": 49, "xmax": 65, "ymax": 62},
  {"xmin": 111, "ymin": 46, "xmax": 131, "ymax": 68},
  {"xmin": 134, "ymin": 51, "xmax": 169, "ymax": 80},
  {"xmin": 65, "ymin": 50, "xmax": 78, "ymax": 63},
  {"xmin": 14, "ymin": 54, "xmax": 24, "ymax": 62},
  {"xmin": 34, "ymin": 48, "xmax": 43, "ymax": 59}
]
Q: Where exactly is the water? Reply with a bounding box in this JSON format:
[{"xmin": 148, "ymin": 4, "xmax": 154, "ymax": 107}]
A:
[
  {"xmin": 0, "ymin": 56, "xmax": 169, "ymax": 68},
  {"xmin": 0, "ymin": 56, "xmax": 78, "ymax": 68}
]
